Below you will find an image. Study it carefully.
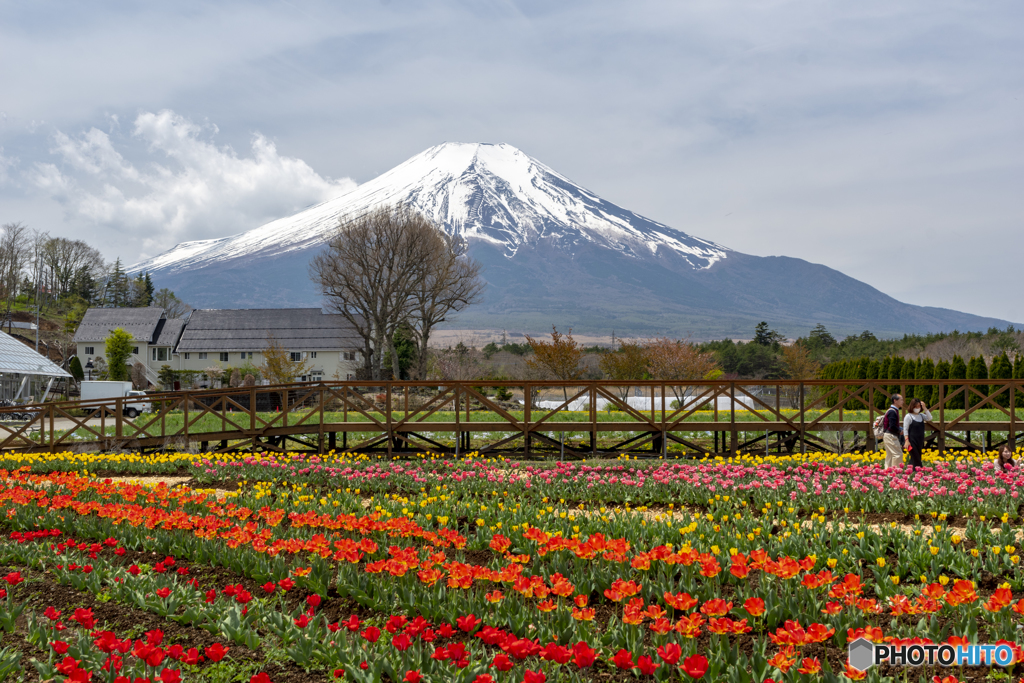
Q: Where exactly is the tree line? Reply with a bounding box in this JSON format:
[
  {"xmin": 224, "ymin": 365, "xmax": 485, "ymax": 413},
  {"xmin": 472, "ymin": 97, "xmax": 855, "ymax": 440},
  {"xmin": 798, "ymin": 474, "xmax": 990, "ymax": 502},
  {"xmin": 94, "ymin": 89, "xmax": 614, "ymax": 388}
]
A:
[
  {"xmin": 819, "ymin": 351, "xmax": 1024, "ymax": 409},
  {"xmin": 0, "ymin": 222, "xmax": 192, "ymax": 333}
]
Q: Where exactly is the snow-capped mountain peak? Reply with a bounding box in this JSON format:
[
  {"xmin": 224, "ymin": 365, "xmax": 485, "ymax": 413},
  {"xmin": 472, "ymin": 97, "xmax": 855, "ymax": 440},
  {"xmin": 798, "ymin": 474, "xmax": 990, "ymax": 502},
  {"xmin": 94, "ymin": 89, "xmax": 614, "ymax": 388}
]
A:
[{"xmin": 131, "ymin": 142, "xmax": 728, "ymax": 274}]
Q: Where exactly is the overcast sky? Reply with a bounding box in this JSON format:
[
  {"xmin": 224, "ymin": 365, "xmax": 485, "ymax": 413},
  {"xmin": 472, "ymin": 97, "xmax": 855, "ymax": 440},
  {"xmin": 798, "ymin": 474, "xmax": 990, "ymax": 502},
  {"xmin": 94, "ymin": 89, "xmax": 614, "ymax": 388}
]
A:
[{"xmin": 1, "ymin": 1, "xmax": 1021, "ymax": 323}]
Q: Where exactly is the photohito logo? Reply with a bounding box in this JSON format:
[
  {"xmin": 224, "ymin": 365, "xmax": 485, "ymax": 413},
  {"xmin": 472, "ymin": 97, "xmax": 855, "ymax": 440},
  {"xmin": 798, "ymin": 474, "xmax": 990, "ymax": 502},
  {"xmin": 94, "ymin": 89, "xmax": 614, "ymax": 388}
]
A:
[{"xmin": 848, "ymin": 638, "xmax": 1015, "ymax": 671}]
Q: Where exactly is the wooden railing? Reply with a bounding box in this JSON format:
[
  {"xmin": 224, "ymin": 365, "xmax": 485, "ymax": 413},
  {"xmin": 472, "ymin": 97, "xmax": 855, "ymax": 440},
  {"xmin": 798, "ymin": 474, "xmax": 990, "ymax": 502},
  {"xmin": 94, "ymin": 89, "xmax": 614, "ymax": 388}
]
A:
[{"xmin": 0, "ymin": 380, "xmax": 1019, "ymax": 456}]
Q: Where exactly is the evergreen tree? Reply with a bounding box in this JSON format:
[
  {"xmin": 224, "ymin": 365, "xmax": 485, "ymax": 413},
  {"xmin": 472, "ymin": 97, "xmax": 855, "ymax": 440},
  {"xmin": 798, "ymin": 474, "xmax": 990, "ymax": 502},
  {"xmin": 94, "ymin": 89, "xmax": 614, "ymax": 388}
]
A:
[
  {"xmin": 807, "ymin": 324, "xmax": 837, "ymax": 350},
  {"xmin": 875, "ymin": 357, "xmax": 891, "ymax": 409},
  {"xmin": 143, "ymin": 272, "xmax": 155, "ymax": 305},
  {"xmin": 934, "ymin": 360, "xmax": 950, "ymax": 410},
  {"xmin": 753, "ymin": 322, "xmax": 774, "ymax": 346},
  {"xmin": 917, "ymin": 358, "xmax": 935, "ymax": 405},
  {"xmin": 989, "ymin": 352, "xmax": 1012, "ymax": 407},
  {"xmin": 948, "ymin": 355, "xmax": 967, "ymax": 410},
  {"xmin": 1014, "ymin": 354, "xmax": 1024, "ymax": 408},
  {"xmin": 106, "ymin": 258, "xmax": 130, "ymax": 307},
  {"xmin": 900, "ymin": 357, "xmax": 916, "ymax": 399},
  {"xmin": 889, "ymin": 357, "xmax": 905, "ymax": 399},
  {"xmin": 68, "ymin": 356, "xmax": 84, "ymax": 382},
  {"xmin": 966, "ymin": 355, "xmax": 989, "ymax": 409}
]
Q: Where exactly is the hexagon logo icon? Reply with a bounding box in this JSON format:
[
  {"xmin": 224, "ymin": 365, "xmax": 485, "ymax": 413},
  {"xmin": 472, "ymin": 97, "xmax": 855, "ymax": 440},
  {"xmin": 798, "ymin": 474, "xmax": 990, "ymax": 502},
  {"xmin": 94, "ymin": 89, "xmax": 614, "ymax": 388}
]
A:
[{"xmin": 848, "ymin": 637, "xmax": 875, "ymax": 671}]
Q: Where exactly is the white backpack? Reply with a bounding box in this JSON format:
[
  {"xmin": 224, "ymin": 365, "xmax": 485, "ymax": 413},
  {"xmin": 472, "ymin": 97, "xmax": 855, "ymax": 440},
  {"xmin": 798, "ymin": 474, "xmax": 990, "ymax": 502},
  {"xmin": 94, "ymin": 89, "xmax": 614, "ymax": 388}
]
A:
[
  {"xmin": 872, "ymin": 415, "xmax": 886, "ymax": 440},
  {"xmin": 873, "ymin": 407, "xmax": 895, "ymax": 440}
]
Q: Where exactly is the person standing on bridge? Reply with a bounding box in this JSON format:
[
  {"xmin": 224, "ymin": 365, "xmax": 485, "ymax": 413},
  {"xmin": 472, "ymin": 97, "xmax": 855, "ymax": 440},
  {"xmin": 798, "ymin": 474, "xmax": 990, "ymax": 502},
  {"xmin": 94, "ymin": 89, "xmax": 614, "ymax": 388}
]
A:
[
  {"xmin": 902, "ymin": 397, "xmax": 931, "ymax": 470},
  {"xmin": 882, "ymin": 394, "xmax": 904, "ymax": 470}
]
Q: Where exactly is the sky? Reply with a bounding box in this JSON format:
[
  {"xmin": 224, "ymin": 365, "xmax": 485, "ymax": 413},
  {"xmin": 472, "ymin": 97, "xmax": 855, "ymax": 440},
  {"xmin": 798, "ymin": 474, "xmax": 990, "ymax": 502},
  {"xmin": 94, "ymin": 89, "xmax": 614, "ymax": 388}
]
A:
[{"xmin": 1, "ymin": 0, "xmax": 1022, "ymax": 323}]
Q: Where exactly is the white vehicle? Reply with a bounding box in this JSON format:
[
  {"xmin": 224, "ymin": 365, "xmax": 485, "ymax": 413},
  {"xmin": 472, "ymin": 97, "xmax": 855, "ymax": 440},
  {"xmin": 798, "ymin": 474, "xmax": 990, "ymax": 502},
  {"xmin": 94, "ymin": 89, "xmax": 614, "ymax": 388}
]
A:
[{"xmin": 80, "ymin": 381, "xmax": 152, "ymax": 418}]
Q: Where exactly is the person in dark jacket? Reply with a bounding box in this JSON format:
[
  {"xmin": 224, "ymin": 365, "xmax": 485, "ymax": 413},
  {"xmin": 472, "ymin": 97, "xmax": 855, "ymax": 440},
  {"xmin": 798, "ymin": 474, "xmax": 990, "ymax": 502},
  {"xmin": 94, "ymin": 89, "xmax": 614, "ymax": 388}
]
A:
[
  {"xmin": 902, "ymin": 398, "xmax": 931, "ymax": 469},
  {"xmin": 882, "ymin": 394, "xmax": 904, "ymax": 470}
]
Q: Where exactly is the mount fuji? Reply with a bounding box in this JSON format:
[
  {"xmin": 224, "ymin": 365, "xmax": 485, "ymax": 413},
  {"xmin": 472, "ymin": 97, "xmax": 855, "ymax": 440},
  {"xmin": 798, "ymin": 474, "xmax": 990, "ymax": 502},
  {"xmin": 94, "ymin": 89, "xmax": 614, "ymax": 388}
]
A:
[{"xmin": 132, "ymin": 142, "xmax": 1015, "ymax": 338}]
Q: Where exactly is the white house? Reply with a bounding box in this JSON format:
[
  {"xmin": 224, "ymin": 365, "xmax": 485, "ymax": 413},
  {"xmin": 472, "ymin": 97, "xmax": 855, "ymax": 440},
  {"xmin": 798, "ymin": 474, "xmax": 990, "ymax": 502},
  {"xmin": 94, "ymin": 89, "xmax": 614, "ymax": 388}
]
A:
[
  {"xmin": 174, "ymin": 308, "xmax": 363, "ymax": 383},
  {"xmin": 72, "ymin": 307, "xmax": 184, "ymax": 385},
  {"xmin": 74, "ymin": 307, "xmax": 363, "ymax": 387}
]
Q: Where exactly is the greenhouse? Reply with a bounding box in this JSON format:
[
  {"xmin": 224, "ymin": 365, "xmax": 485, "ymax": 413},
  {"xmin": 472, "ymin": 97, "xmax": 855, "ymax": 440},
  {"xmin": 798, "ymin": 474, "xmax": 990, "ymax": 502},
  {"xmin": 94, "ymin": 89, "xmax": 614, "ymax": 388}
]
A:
[{"xmin": 0, "ymin": 331, "xmax": 71, "ymax": 403}]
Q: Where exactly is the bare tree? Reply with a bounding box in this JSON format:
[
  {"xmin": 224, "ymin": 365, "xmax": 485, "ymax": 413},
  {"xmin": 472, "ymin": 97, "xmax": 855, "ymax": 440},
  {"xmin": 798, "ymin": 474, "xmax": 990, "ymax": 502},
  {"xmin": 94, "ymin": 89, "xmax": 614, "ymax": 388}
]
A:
[
  {"xmin": 599, "ymin": 340, "xmax": 651, "ymax": 400},
  {"xmin": 525, "ymin": 327, "xmax": 585, "ymax": 402},
  {"xmin": 310, "ymin": 205, "xmax": 482, "ymax": 380},
  {"xmin": 152, "ymin": 288, "xmax": 192, "ymax": 319},
  {"xmin": 407, "ymin": 232, "xmax": 484, "ymax": 379},
  {"xmin": 40, "ymin": 237, "xmax": 104, "ymax": 303},
  {"xmin": 0, "ymin": 223, "xmax": 31, "ymax": 318},
  {"xmin": 644, "ymin": 337, "xmax": 719, "ymax": 403}
]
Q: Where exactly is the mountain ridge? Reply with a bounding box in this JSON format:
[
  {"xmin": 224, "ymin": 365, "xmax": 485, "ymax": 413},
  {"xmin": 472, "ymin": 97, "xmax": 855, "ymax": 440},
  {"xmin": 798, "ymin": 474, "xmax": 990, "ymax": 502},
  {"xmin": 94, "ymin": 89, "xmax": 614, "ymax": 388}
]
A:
[{"xmin": 131, "ymin": 142, "xmax": 1018, "ymax": 339}]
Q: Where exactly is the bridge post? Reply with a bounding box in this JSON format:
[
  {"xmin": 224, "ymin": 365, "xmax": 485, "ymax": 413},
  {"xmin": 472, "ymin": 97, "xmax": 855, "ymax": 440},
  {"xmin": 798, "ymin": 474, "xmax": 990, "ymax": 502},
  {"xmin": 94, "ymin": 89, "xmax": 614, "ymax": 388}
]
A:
[{"xmin": 729, "ymin": 382, "xmax": 738, "ymax": 455}]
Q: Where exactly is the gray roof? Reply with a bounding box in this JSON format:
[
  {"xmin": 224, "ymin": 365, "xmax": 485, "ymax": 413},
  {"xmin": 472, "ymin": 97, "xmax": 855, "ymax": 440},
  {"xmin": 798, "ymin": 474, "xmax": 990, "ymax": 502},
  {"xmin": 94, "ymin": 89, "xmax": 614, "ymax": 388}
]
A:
[
  {"xmin": 176, "ymin": 308, "xmax": 361, "ymax": 352},
  {"xmin": 0, "ymin": 332, "xmax": 72, "ymax": 378},
  {"xmin": 152, "ymin": 318, "xmax": 185, "ymax": 348},
  {"xmin": 73, "ymin": 307, "xmax": 165, "ymax": 343}
]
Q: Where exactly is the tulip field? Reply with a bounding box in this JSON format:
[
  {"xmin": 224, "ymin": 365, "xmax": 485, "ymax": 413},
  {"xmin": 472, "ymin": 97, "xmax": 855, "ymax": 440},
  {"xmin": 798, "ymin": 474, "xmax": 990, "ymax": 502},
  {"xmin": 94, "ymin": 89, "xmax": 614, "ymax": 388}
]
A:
[{"xmin": 0, "ymin": 448, "xmax": 1023, "ymax": 682}]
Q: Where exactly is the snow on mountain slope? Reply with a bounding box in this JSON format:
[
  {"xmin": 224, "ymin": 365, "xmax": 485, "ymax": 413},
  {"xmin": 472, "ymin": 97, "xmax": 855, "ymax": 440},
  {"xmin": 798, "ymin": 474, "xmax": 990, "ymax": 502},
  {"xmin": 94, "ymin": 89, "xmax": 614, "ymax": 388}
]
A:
[{"xmin": 131, "ymin": 142, "xmax": 728, "ymax": 274}]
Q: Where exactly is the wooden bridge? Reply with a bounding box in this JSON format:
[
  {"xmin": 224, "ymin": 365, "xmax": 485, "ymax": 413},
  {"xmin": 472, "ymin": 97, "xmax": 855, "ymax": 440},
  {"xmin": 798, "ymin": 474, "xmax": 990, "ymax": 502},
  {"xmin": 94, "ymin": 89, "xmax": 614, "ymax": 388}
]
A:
[{"xmin": 0, "ymin": 379, "xmax": 1019, "ymax": 456}]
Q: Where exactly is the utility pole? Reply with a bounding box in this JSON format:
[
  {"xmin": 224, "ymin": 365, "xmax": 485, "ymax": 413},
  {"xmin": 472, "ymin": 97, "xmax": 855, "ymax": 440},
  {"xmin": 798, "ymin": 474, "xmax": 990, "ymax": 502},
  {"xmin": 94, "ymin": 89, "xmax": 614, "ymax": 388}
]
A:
[{"xmin": 33, "ymin": 242, "xmax": 41, "ymax": 352}]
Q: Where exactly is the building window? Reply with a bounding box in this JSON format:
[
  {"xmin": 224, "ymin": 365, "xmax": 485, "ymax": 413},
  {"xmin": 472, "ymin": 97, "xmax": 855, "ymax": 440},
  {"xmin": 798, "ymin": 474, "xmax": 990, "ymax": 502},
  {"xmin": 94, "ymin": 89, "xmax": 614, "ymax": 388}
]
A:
[
  {"xmin": 310, "ymin": 351, "xmax": 317, "ymax": 359},
  {"xmin": 198, "ymin": 353, "xmax": 207, "ymax": 360},
  {"xmin": 343, "ymin": 351, "xmax": 356, "ymax": 361},
  {"xmin": 133, "ymin": 346, "xmax": 140, "ymax": 355},
  {"xmin": 152, "ymin": 347, "xmax": 169, "ymax": 362},
  {"xmin": 84, "ymin": 346, "xmax": 94, "ymax": 355},
  {"xmin": 183, "ymin": 353, "xmax": 190, "ymax": 360},
  {"xmin": 290, "ymin": 352, "xmax": 302, "ymax": 362},
  {"xmin": 240, "ymin": 352, "xmax": 252, "ymax": 361},
  {"xmin": 220, "ymin": 352, "xmax": 229, "ymax": 362}
]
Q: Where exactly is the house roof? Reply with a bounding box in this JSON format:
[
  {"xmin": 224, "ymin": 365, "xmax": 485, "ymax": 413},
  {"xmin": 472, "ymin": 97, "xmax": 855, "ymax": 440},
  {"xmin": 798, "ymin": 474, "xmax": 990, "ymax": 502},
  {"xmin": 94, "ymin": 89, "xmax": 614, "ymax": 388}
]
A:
[
  {"xmin": 175, "ymin": 308, "xmax": 361, "ymax": 352},
  {"xmin": 73, "ymin": 307, "xmax": 165, "ymax": 343},
  {"xmin": 0, "ymin": 331, "xmax": 72, "ymax": 378},
  {"xmin": 152, "ymin": 318, "xmax": 186, "ymax": 348}
]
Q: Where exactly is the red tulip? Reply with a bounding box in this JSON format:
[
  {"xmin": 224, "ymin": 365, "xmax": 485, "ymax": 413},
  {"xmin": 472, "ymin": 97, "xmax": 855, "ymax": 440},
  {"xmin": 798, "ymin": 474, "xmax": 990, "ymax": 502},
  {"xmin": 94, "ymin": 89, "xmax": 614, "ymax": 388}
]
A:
[
  {"xmin": 612, "ymin": 649, "xmax": 635, "ymax": 670},
  {"xmin": 682, "ymin": 654, "xmax": 709, "ymax": 678},
  {"xmin": 204, "ymin": 643, "xmax": 228, "ymax": 662},
  {"xmin": 523, "ymin": 670, "xmax": 546, "ymax": 683},
  {"xmin": 657, "ymin": 642, "xmax": 682, "ymax": 665},
  {"xmin": 403, "ymin": 671, "xmax": 422, "ymax": 683},
  {"xmin": 492, "ymin": 654, "xmax": 514, "ymax": 671},
  {"xmin": 637, "ymin": 655, "xmax": 660, "ymax": 675},
  {"xmin": 456, "ymin": 614, "xmax": 480, "ymax": 632},
  {"xmin": 572, "ymin": 641, "xmax": 597, "ymax": 668}
]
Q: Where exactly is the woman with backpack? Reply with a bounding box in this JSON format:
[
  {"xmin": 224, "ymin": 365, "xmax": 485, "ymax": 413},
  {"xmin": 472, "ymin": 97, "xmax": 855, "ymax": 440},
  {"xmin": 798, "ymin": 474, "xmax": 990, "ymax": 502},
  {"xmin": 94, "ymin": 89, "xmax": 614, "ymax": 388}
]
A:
[{"xmin": 902, "ymin": 398, "xmax": 931, "ymax": 469}]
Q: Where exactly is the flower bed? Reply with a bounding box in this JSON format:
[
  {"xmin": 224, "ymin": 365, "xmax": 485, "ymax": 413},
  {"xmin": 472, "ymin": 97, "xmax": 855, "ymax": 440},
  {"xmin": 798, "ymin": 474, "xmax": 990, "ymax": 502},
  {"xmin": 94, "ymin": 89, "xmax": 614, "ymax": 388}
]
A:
[{"xmin": 0, "ymin": 452, "xmax": 1020, "ymax": 681}]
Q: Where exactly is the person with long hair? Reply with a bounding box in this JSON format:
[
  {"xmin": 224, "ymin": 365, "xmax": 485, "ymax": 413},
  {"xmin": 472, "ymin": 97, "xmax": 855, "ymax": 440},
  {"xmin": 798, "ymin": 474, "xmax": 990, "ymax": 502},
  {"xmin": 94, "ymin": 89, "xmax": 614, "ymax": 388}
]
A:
[
  {"xmin": 995, "ymin": 444, "xmax": 1018, "ymax": 473},
  {"xmin": 902, "ymin": 397, "xmax": 931, "ymax": 469}
]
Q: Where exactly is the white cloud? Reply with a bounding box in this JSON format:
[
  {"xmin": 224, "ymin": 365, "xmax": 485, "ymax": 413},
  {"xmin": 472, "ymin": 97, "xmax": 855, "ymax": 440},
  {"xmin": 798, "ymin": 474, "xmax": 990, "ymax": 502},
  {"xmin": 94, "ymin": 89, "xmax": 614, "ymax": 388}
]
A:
[{"xmin": 32, "ymin": 110, "xmax": 355, "ymax": 259}]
